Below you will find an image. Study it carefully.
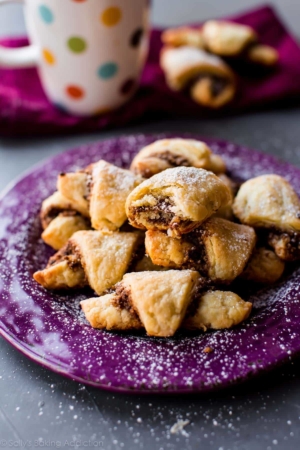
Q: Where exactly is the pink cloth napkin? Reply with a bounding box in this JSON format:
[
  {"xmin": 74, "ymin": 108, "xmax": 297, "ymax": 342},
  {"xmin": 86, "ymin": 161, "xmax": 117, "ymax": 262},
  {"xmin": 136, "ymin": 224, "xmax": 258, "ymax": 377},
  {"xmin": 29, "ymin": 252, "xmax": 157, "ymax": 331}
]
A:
[{"xmin": 1, "ymin": 5, "xmax": 300, "ymax": 137}]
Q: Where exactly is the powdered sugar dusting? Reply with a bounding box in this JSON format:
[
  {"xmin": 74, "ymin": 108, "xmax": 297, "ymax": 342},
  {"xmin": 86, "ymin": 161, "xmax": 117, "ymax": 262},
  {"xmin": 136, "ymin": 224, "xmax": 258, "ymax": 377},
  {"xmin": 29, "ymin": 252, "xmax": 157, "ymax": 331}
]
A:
[
  {"xmin": 130, "ymin": 166, "xmax": 227, "ymax": 205},
  {"xmin": 151, "ymin": 165, "xmax": 218, "ymax": 185},
  {"xmin": 162, "ymin": 46, "xmax": 227, "ymax": 74},
  {"xmin": 0, "ymin": 133, "xmax": 300, "ymax": 393}
]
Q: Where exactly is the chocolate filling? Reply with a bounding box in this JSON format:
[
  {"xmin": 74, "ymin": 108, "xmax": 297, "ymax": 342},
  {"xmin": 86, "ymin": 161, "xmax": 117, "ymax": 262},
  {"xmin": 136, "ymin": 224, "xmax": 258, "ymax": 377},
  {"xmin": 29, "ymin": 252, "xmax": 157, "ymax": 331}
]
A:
[
  {"xmin": 132, "ymin": 198, "xmax": 176, "ymax": 226},
  {"xmin": 149, "ymin": 229, "xmax": 209, "ymax": 276},
  {"xmin": 209, "ymin": 77, "xmax": 229, "ymax": 97},
  {"xmin": 41, "ymin": 207, "xmax": 80, "ymax": 229},
  {"xmin": 128, "ymin": 243, "xmax": 146, "ymax": 273},
  {"xmin": 113, "ymin": 284, "xmax": 140, "ymax": 320},
  {"xmin": 268, "ymin": 229, "xmax": 300, "ymax": 261},
  {"xmin": 131, "ymin": 199, "xmax": 194, "ymax": 234},
  {"xmin": 181, "ymin": 229, "xmax": 210, "ymax": 276},
  {"xmin": 60, "ymin": 210, "xmax": 79, "ymax": 218},
  {"xmin": 185, "ymin": 73, "xmax": 229, "ymax": 99},
  {"xmin": 83, "ymin": 165, "xmax": 93, "ymax": 203},
  {"xmin": 47, "ymin": 241, "xmax": 83, "ymax": 271},
  {"xmin": 185, "ymin": 277, "xmax": 213, "ymax": 318},
  {"xmin": 150, "ymin": 150, "xmax": 190, "ymax": 168}
]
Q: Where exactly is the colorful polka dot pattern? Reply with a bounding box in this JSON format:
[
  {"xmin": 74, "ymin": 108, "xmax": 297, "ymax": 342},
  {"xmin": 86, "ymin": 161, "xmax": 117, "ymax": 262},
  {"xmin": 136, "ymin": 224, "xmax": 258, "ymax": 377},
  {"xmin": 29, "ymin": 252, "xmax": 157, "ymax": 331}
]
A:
[
  {"xmin": 98, "ymin": 62, "xmax": 118, "ymax": 80},
  {"xmin": 68, "ymin": 37, "xmax": 87, "ymax": 54},
  {"xmin": 42, "ymin": 48, "xmax": 55, "ymax": 65},
  {"xmin": 130, "ymin": 28, "xmax": 144, "ymax": 48},
  {"xmin": 37, "ymin": 2, "xmax": 147, "ymax": 105},
  {"xmin": 66, "ymin": 85, "xmax": 85, "ymax": 100},
  {"xmin": 39, "ymin": 5, "xmax": 54, "ymax": 24},
  {"xmin": 101, "ymin": 7, "xmax": 122, "ymax": 27}
]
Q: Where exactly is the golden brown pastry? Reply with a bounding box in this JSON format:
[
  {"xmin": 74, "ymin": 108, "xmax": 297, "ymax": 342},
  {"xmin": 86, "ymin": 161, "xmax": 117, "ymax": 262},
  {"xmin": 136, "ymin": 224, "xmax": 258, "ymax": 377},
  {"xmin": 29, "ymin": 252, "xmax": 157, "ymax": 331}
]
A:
[
  {"xmin": 145, "ymin": 217, "xmax": 256, "ymax": 283},
  {"xmin": 33, "ymin": 255, "xmax": 86, "ymax": 290},
  {"xmin": 160, "ymin": 46, "xmax": 236, "ymax": 108},
  {"xmin": 81, "ymin": 294, "xmax": 143, "ymax": 331},
  {"xmin": 213, "ymin": 174, "xmax": 235, "ymax": 220},
  {"xmin": 202, "ymin": 21, "xmax": 278, "ymax": 66},
  {"xmin": 34, "ymin": 230, "xmax": 142, "ymax": 294},
  {"xmin": 58, "ymin": 160, "xmax": 143, "ymax": 231},
  {"xmin": 130, "ymin": 138, "xmax": 226, "ymax": 178},
  {"xmin": 218, "ymin": 173, "xmax": 238, "ymax": 195},
  {"xmin": 233, "ymin": 174, "xmax": 300, "ymax": 261},
  {"xmin": 113, "ymin": 270, "xmax": 200, "ymax": 337},
  {"xmin": 82, "ymin": 286, "xmax": 252, "ymax": 334},
  {"xmin": 246, "ymin": 44, "xmax": 279, "ymax": 67},
  {"xmin": 34, "ymin": 240, "xmax": 86, "ymax": 291},
  {"xmin": 202, "ymin": 20, "xmax": 257, "ymax": 57},
  {"xmin": 267, "ymin": 232, "xmax": 300, "ymax": 262},
  {"xmin": 145, "ymin": 229, "xmax": 194, "ymax": 268},
  {"xmin": 40, "ymin": 191, "xmax": 85, "ymax": 229},
  {"xmin": 199, "ymin": 217, "xmax": 256, "ymax": 282},
  {"xmin": 241, "ymin": 247, "xmax": 285, "ymax": 284},
  {"xmin": 183, "ymin": 290, "xmax": 252, "ymax": 330},
  {"xmin": 89, "ymin": 160, "xmax": 143, "ymax": 231},
  {"xmin": 233, "ymin": 175, "xmax": 300, "ymax": 231},
  {"xmin": 41, "ymin": 213, "xmax": 90, "ymax": 251},
  {"xmin": 126, "ymin": 167, "xmax": 232, "ymax": 237},
  {"xmin": 162, "ymin": 27, "xmax": 205, "ymax": 49},
  {"xmin": 57, "ymin": 172, "xmax": 90, "ymax": 217},
  {"xmin": 40, "ymin": 191, "xmax": 90, "ymax": 250},
  {"xmin": 209, "ymin": 154, "xmax": 227, "ymax": 175}
]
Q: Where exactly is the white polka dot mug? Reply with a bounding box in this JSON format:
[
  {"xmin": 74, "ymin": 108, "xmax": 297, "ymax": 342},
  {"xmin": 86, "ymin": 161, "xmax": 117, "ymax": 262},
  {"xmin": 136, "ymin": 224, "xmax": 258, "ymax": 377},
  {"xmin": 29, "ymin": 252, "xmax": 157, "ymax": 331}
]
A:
[{"xmin": 0, "ymin": 0, "xmax": 150, "ymax": 116}]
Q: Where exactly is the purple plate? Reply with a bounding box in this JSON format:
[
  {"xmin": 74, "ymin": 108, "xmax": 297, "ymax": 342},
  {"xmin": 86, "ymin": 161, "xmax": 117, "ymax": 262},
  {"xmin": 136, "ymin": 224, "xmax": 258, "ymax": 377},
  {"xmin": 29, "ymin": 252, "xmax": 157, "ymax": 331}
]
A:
[{"xmin": 1, "ymin": 133, "xmax": 300, "ymax": 394}]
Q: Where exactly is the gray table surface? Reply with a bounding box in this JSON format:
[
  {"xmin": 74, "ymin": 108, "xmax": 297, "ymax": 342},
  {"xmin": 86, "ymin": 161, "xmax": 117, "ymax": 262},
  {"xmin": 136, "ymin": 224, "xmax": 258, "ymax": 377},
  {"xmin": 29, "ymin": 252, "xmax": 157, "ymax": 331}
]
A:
[{"xmin": 1, "ymin": 2, "xmax": 300, "ymax": 450}]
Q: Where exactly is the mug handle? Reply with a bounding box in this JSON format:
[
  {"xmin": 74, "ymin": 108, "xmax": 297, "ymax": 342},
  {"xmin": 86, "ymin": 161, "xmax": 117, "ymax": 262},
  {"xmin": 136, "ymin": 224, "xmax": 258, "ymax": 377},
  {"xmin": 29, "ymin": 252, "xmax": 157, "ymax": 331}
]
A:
[{"xmin": 0, "ymin": 0, "xmax": 39, "ymax": 67}]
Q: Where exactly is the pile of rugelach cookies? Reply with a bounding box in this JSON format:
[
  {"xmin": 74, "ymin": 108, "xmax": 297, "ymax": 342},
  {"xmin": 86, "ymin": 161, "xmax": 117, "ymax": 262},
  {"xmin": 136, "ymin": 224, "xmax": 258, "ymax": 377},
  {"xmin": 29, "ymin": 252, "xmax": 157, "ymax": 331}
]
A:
[
  {"xmin": 33, "ymin": 138, "xmax": 300, "ymax": 337},
  {"xmin": 160, "ymin": 20, "xmax": 279, "ymax": 108}
]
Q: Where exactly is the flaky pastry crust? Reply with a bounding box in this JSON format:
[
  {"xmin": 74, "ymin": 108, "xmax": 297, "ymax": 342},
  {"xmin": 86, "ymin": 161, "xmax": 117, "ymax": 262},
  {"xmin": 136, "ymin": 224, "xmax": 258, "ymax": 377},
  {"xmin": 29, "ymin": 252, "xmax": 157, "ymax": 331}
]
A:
[
  {"xmin": 81, "ymin": 294, "xmax": 142, "ymax": 331},
  {"xmin": 246, "ymin": 44, "xmax": 279, "ymax": 66},
  {"xmin": 213, "ymin": 174, "xmax": 235, "ymax": 220},
  {"xmin": 268, "ymin": 232, "xmax": 300, "ymax": 262},
  {"xmin": 183, "ymin": 290, "xmax": 252, "ymax": 330},
  {"xmin": 126, "ymin": 167, "xmax": 231, "ymax": 237},
  {"xmin": 70, "ymin": 230, "xmax": 142, "ymax": 295},
  {"xmin": 233, "ymin": 175, "xmax": 300, "ymax": 233},
  {"xmin": 202, "ymin": 20, "xmax": 257, "ymax": 56},
  {"xmin": 34, "ymin": 260, "xmax": 86, "ymax": 291},
  {"xmin": 40, "ymin": 191, "xmax": 84, "ymax": 229},
  {"xmin": 160, "ymin": 46, "xmax": 236, "ymax": 108},
  {"xmin": 57, "ymin": 172, "xmax": 89, "ymax": 217},
  {"xmin": 42, "ymin": 213, "xmax": 90, "ymax": 251},
  {"xmin": 81, "ymin": 285, "xmax": 252, "ymax": 334},
  {"xmin": 34, "ymin": 230, "xmax": 142, "ymax": 294},
  {"xmin": 58, "ymin": 160, "xmax": 143, "ymax": 231},
  {"xmin": 89, "ymin": 160, "xmax": 143, "ymax": 231},
  {"xmin": 130, "ymin": 138, "xmax": 226, "ymax": 178},
  {"xmin": 201, "ymin": 217, "xmax": 256, "ymax": 282},
  {"xmin": 241, "ymin": 247, "xmax": 285, "ymax": 284},
  {"xmin": 162, "ymin": 27, "xmax": 205, "ymax": 49},
  {"xmin": 145, "ymin": 217, "xmax": 256, "ymax": 283},
  {"xmin": 118, "ymin": 270, "xmax": 200, "ymax": 337},
  {"xmin": 33, "ymin": 241, "xmax": 86, "ymax": 290}
]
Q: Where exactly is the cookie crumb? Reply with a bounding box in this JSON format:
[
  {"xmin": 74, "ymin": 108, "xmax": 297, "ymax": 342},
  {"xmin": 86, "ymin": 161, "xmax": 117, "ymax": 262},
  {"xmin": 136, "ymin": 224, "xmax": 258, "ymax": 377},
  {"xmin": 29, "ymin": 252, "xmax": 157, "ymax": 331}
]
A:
[
  {"xmin": 203, "ymin": 346, "xmax": 213, "ymax": 353},
  {"xmin": 170, "ymin": 419, "xmax": 190, "ymax": 436}
]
